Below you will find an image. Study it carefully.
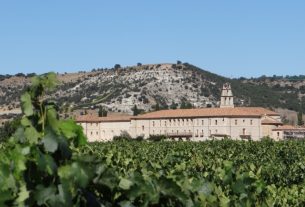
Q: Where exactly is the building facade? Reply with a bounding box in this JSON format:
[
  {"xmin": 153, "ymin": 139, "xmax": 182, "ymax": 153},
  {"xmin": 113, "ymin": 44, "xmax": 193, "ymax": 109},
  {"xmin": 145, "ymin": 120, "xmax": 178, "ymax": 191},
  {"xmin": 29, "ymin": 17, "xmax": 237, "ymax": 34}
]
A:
[{"xmin": 75, "ymin": 83, "xmax": 302, "ymax": 141}]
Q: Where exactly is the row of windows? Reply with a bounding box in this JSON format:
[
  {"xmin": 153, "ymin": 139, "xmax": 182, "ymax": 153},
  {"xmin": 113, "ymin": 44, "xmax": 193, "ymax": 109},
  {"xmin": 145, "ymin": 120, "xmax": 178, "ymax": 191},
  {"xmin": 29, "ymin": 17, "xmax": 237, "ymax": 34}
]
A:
[
  {"xmin": 84, "ymin": 119, "xmax": 254, "ymax": 128},
  {"xmin": 151, "ymin": 119, "xmax": 254, "ymax": 127},
  {"xmin": 88, "ymin": 128, "xmax": 250, "ymax": 137},
  {"xmin": 149, "ymin": 128, "xmax": 249, "ymax": 136},
  {"xmin": 89, "ymin": 130, "xmax": 118, "ymax": 136}
]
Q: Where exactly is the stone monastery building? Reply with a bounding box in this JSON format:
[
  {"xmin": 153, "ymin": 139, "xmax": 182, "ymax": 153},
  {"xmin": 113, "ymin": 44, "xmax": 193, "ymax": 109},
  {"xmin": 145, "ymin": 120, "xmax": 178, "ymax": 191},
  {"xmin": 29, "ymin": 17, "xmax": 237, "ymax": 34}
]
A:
[{"xmin": 76, "ymin": 83, "xmax": 304, "ymax": 141}]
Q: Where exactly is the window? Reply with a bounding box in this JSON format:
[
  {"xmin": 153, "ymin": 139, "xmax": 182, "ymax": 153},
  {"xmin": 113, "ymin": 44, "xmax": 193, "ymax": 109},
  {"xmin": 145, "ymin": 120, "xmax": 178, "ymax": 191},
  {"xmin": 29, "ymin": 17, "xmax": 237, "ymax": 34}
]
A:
[
  {"xmin": 152, "ymin": 121, "xmax": 155, "ymax": 127},
  {"xmin": 142, "ymin": 125, "xmax": 144, "ymax": 131},
  {"xmin": 250, "ymin": 120, "xmax": 253, "ymax": 125},
  {"xmin": 96, "ymin": 131, "xmax": 98, "ymax": 135},
  {"xmin": 243, "ymin": 120, "xmax": 245, "ymax": 123},
  {"xmin": 202, "ymin": 120, "xmax": 204, "ymax": 125},
  {"xmin": 165, "ymin": 121, "xmax": 167, "ymax": 126},
  {"xmin": 215, "ymin": 120, "xmax": 218, "ymax": 125},
  {"xmin": 215, "ymin": 129, "xmax": 218, "ymax": 133},
  {"xmin": 235, "ymin": 120, "xmax": 238, "ymax": 125},
  {"xmin": 243, "ymin": 128, "xmax": 246, "ymax": 135},
  {"xmin": 277, "ymin": 132, "xmax": 280, "ymax": 137},
  {"xmin": 90, "ymin": 131, "xmax": 93, "ymax": 135},
  {"xmin": 201, "ymin": 130, "xmax": 204, "ymax": 137}
]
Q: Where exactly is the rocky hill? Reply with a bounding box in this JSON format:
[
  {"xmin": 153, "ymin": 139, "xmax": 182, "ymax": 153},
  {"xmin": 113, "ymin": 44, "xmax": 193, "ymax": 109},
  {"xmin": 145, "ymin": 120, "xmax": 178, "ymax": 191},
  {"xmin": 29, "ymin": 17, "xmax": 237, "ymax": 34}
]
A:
[{"xmin": 0, "ymin": 63, "xmax": 304, "ymax": 124}]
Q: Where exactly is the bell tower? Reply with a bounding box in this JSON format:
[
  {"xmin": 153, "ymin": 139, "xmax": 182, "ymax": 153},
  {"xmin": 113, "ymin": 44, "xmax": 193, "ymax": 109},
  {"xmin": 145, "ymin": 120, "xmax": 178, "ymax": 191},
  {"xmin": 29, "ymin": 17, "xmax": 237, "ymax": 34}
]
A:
[{"xmin": 220, "ymin": 83, "xmax": 234, "ymax": 108}]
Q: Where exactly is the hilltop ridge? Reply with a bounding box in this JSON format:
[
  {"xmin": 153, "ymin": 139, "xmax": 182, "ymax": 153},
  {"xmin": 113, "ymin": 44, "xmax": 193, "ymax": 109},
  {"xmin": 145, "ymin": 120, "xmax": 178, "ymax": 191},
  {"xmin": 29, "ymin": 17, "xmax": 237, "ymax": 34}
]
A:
[{"xmin": 0, "ymin": 62, "xmax": 304, "ymax": 124}]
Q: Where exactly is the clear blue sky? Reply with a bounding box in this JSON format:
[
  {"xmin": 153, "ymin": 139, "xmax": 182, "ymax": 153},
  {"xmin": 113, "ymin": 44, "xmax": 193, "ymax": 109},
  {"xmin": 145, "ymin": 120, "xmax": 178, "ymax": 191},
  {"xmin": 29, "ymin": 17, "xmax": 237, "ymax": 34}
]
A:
[{"xmin": 0, "ymin": 1, "xmax": 304, "ymax": 78}]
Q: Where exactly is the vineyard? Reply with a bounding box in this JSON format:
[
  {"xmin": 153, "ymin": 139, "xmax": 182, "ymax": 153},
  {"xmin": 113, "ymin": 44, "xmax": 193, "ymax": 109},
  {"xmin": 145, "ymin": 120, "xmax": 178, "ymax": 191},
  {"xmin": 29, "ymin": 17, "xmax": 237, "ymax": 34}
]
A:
[
  {"xmin": 77, "ymin": 140, "xmax": 305, "ymax": 206},
  {"xmin": 1, "ymin": 73, "xmax": 305, "ymax": 206}
]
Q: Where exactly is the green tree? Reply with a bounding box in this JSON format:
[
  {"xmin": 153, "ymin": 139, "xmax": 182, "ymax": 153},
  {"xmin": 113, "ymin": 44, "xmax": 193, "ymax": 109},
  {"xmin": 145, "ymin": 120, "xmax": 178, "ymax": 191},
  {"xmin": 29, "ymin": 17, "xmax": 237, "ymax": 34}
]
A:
[
  {"xmin": 297, "ymin": 110, "xmax": 304, "ymax": 126},
  {"xmin": 114, "ymin": 64, "xmax": 121, "ymax": 69},
  {"xmin": 180, "ymin": 101, "xmax": 192, "ymax": 109},
  {"xmin": 153, "ymin": 103, "xmax": 160, "ymax": 111},
  {"xmin": 98, "ymin": 106, "xmax": 108, "ymax": 117},
  {"xmin": 170, "ymin": 101, "xmax": 177, "ymax": 110},
  {"xmin": 180, "ymin": 101, "xmax": 186, "ymax": 109},
  {"xmin": 132, "ymin": 105, "xmax": 140, "ymax": 116}
]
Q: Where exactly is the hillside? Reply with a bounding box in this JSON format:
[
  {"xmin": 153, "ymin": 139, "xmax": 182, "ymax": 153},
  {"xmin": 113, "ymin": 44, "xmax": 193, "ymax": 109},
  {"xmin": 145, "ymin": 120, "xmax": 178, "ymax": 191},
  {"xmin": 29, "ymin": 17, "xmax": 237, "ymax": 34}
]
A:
[{"xmin": 0, "ymin": 63, "xmax": 304, "ymax": 124}]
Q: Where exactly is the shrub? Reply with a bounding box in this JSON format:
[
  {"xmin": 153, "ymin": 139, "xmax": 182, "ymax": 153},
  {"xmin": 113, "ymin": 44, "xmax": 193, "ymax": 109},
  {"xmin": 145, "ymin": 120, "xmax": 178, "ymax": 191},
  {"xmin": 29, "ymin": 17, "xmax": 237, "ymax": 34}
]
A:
[{"xmin": 148, "ymin": 135, "xmax": 167, "ymax": 141}]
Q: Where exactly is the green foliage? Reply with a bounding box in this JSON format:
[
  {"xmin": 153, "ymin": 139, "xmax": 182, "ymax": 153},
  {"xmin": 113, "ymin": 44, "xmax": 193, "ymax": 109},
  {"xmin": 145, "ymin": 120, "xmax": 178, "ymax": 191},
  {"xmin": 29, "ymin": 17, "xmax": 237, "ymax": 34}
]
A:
[
  {"xmin": 132, "ymin": 104, "xmax": 140, "ymax": 116},
  {"xmin": 0, "ymin": 73, "xmax": 89, "ymax": 206},
  {"xmin": 114, "ymin": 64, "xmax": 121, "ymax": 69},
  {"xmin": 147, "ymin": 134, "xmax": 168, "ymax": 141},
  {"xmin": 77, "ymin": 140, "xmax": 305, "ymax": 206},
  {"xmin": 0, "ymin": 118, "xmax": 21, "ymax": 143},
  {"xmin": 180, "ymin": 101, "xmax": 193, "ymax": 109},
  {"xmin": 113, "ymin": 131, "xmax": 132, "ymax": 141},
  {"xmin": 170, "ymin": 101, "xmax": 178, "ymax": 110},
  {"xmin": 297, "ymin": 110, "xmax": 304, "ymax": 126},
  {"xmin": 98, "ymin": 106, "xmax": 108, "ymax": 117}
]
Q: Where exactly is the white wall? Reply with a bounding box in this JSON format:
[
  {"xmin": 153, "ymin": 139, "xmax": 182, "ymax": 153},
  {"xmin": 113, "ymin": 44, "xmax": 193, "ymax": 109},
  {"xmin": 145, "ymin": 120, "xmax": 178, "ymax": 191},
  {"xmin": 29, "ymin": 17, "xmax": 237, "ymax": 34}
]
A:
[
  {"xmin": 79, "ymin": 116, "xmax": 271, "ymax": 141},
  {"xmin": 80, "ymin": 121, "xmax": 131, "ymax": 141}
]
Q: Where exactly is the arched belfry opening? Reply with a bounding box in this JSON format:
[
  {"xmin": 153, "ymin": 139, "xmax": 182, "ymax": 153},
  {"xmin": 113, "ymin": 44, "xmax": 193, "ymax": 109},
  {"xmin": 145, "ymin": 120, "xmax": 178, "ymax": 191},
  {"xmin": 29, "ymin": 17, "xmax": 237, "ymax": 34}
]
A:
[{"xmin": 220, "ymin": 83, "xmax": 234, "ymax": 108}]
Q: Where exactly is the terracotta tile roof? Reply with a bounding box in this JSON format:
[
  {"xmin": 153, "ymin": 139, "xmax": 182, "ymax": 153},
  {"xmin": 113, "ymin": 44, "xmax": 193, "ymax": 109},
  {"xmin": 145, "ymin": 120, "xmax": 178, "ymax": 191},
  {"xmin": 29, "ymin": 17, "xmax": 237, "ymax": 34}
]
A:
[
  {"xmin": 75, "ymin": 115, "xmax": 132, "ymax": 123},
  {"xmin": 272, "ymin": 125, "xmax": 305, "ymax": 131},
  {"xmin": 132, "ymin": 107, "xmax": 279, "ymax": 119},
  {"xmin": 261, "ymin": 116, "xmax": 283, "ymax": 125}
]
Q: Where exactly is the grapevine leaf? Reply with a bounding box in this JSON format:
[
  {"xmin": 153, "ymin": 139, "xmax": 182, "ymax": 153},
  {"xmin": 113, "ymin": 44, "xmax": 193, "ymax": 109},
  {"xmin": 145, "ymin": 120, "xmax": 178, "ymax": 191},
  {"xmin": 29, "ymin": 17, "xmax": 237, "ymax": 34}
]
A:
[
  {"xmin": 232, "ymin": 180, "xmax": 246, "ymax": 194},
  {"xmin": 59, "ymin": 120, "xmax": 77, "ymax": 139},
  {"xmin": 11, "ymin": 127, "xmax": 26, "ymax": 143},
  {"xmin": 47, "ymin": 107, "xmax": 60, "ymax": 134},
  {"xmin": 20, "ymin": 92, "xmax": 33, "ymax": 116},
  {"xmin": 20, "ymin": 117, "xmax": 31, "ymax": 127},
  {"xmin": 0, "ymin": 190, "xmax": 14, "ymax": 206},
  {"xmin": 119, "ymin": 178, "xmax": 133, "ymax": 190},
  {"xmin": 58, "ymin": 162, "xmax": 91, "ymax": 188},
  {"xmin": 219, "ymin": 195, "xmax": 230, "ymax": 207},
  {"xmin": 15, "ymin": 185, "xmax": 29, "ymax": 205},
  {"xmin": 24, "ymin": 126, "xmax": 40, "ymax": 144},
  {"xmin": 34, "ymin": 184, "xmax": 57, "ymax": 206},
  {"xmin": 42, "ymin": 132, "xmax": 58, "ymax": 153},
  {"xmin": 37, "ymin": 153, "xmax": 57, "ymax": 175},
  {"xmin": 119, "ymin": 200, "xmax": 135, "ymax": 207}
]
